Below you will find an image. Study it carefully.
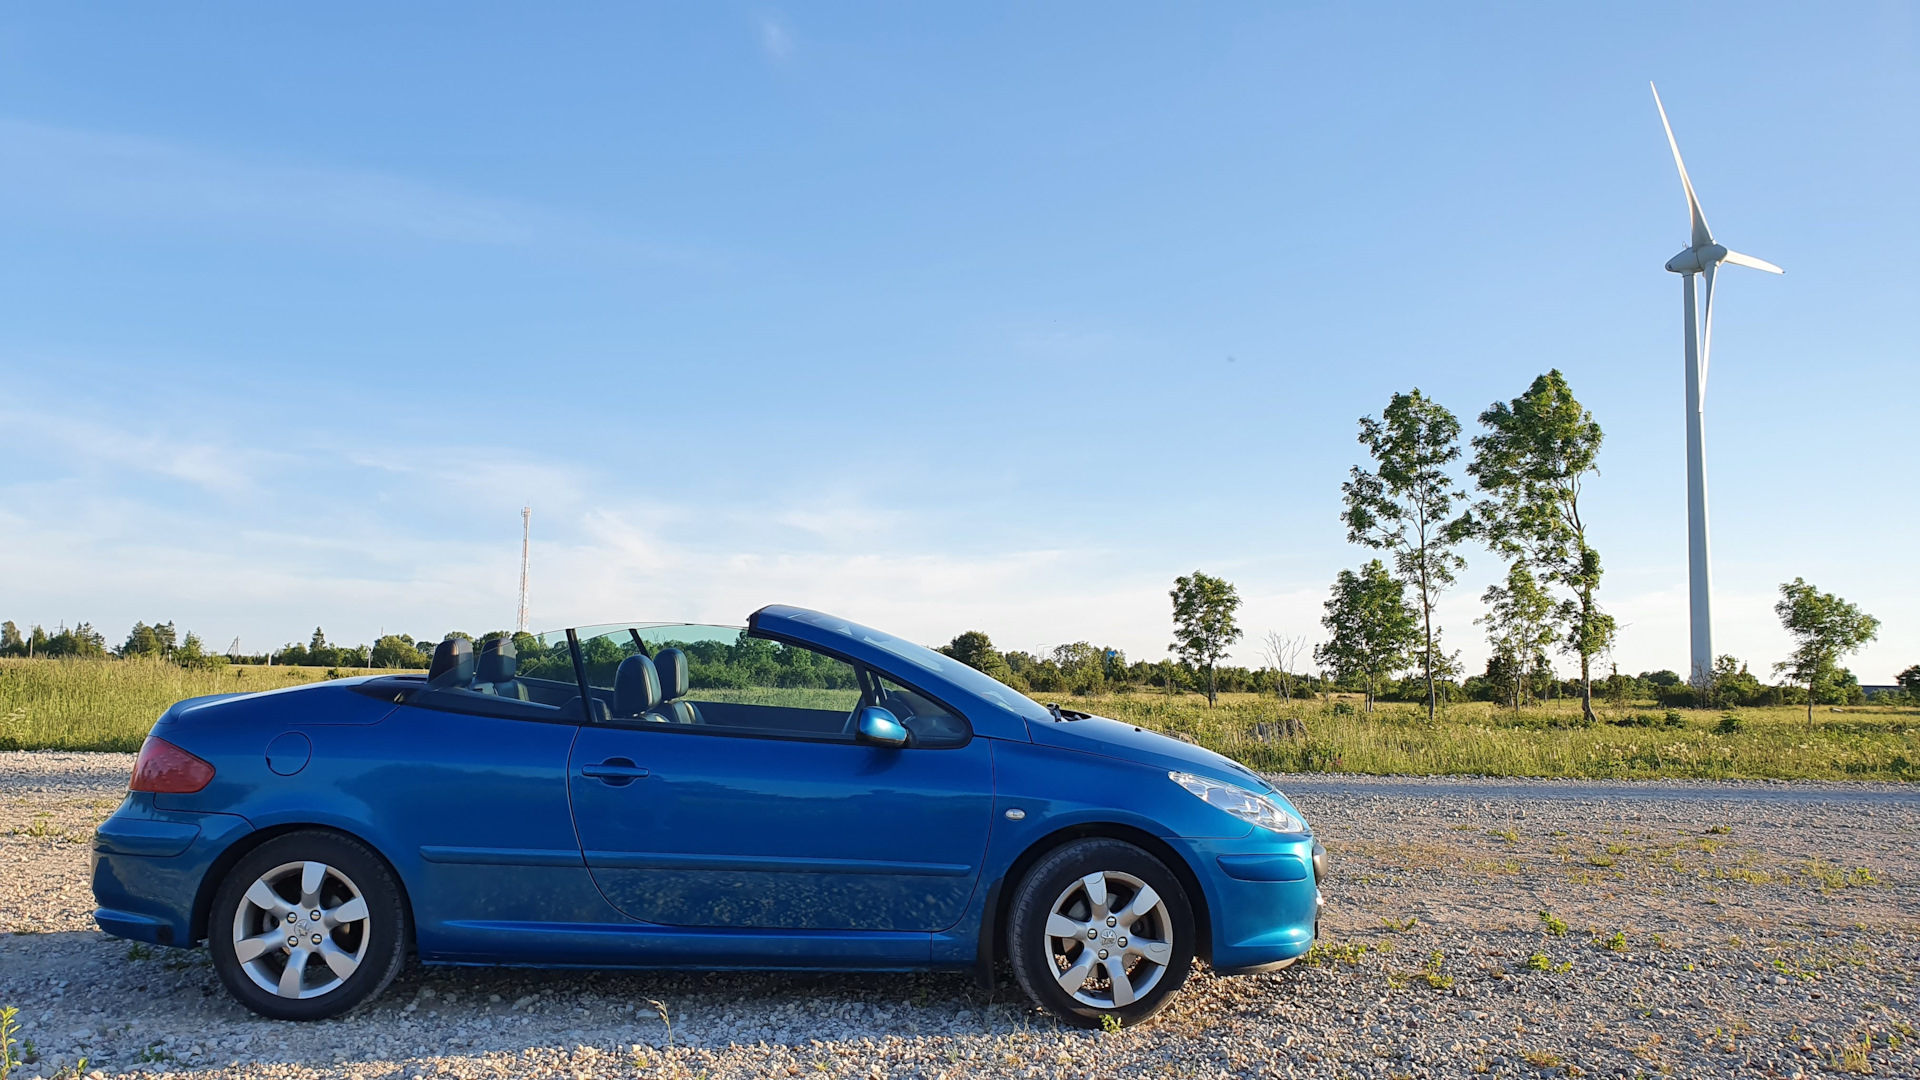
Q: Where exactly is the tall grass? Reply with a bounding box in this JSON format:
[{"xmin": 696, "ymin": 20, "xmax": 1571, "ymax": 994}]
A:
[
  {"xmin": 1050, "ymin": 691, "xmax": 1919, "ymax": 782},
  {"xmin": 0, "ymin": 659, "xmax": 387, "ymax": 752},
  {"xmin": 2, "ymin": 659, "xmax": 1914, "ymax": 780}
]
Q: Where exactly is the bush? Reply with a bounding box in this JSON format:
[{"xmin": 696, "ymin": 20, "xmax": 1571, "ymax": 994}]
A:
[{"xmin": 1716, "ymin": 713, "xmax": 1745, "ymax": 735}]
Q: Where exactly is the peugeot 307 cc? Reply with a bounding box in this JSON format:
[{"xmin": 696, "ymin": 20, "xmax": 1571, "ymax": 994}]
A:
[{"xmin": 91, "ymin": 606, "xmax": 1325, "ymax": 1027}]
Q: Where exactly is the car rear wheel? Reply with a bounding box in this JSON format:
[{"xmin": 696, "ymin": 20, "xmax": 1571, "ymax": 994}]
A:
[
  {"xmin": 1007, "ymin": 838, "xmax": 1195, "ymax": 1028},
  {"xmin": 209, "ymin": 830, "xmax": 408, "ymax": 1021}
]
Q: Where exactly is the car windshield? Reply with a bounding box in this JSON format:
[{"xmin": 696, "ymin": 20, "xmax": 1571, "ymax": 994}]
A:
[{"xmin": 782, "ymin": 610, "xmax": 1051, "ymax": 723}]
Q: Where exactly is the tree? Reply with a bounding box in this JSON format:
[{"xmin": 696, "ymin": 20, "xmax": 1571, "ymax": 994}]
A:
[
  {"xmin": 1468, "ymin": 370, "xmax": 1614, "ymax": 724},
  {"xmin": 0, "ymin": 621, "xmax": 22, "ymax": 655},
  {"xmin": 1260, "ymin": 631, "xmax": 1310, "ymax": 703},
  {"xmin": 174, "ymin": 632, "xmax": 226, "ymax": 670},
  {"xmin": 43, "ymin": 623, "xmax": 107, "ymax": 658},
  {"xmin": 1314, "ymin": 560, "xmax": 1418, "ymax": 713},
  {"xmin": 1169, "ymin": 571, "xmax": 1243, "ymax": 707},
  {"xmin": 1342, "ymin": 389, "xmax": 1471, "ymax": 722},
  {"xmin": 1476, "ymin": 563, "xmax": 1560, "ymax": 712},
  {"xmin": 1899, "ymin": 664, "xmax": 1920, "ymax": 697},
  {"xmin": 371, "ymin": 634, "xmax": 429, "ymax": 669},
  {"xmin": 1706, "ymin": 655, "xmax": 1764, "ymax": 709},
  {"xmin": 940, "ymin": 631, "xmax": 1016, "ymax": 684},
  {"xmin": 1773, "ymin": 578, "xmax": 1880, "ymax": 724}
]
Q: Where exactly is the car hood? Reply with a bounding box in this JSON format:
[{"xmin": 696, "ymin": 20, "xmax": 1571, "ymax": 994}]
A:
[{"xmin": 1024, "ymin": 712, "xmax": 1272, "ymax": 792}]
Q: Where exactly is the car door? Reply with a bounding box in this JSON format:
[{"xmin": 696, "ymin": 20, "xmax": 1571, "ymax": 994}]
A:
[
  {"xmin": 565, "ymin": 625, "xmax": 994, "ymax": 933},
  {"xmin": 366, "ymin": 634, "xmax": 621, "ymax": 957}
]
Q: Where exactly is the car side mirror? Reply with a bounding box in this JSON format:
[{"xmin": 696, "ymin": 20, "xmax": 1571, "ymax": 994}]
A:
[{"xmin": 855, "ymin": 706, "xmax": 908, "ymax": 749}]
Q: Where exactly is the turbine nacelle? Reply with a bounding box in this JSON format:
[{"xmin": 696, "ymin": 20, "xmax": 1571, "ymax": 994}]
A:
[
  {"xmin": 1665, "ymin": 244, "xmax": 1725, "ymax": 274},
  {"xmin": 1664, "ymin": 244, "xmax": 1782, "ymax": 276}
]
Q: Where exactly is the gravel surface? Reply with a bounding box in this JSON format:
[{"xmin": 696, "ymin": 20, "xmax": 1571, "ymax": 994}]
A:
[{"xmin": 3, "ymin": 750, "xmax": 1916, "ymax": 1079}]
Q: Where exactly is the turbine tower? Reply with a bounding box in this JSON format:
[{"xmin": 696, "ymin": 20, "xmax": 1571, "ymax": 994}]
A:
[
  {"xmin": 1650, "ymin": 83, "xmax": 1783, "ymax": 688},
  {"xmin": 515, "ymin": 506, "xmax": 532, "ymax": 634}
]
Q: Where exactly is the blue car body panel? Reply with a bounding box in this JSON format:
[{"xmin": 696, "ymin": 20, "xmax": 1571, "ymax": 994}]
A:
[
  {"xmin": 570, "ymin": 723, "xmax": 993, "ymax": 932},
  {"xmin": 92, "ymin": 607, "xmax": 1320, "ymax": 978}
]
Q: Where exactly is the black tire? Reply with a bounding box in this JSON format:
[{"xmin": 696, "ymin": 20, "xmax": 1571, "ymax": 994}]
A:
[
  {"xmin": 208, "ymin": 830, "xmax": 409, "ymax": 1021},
  {"xmin": 1007, "ymin": 838, "xmax": 1195, "ymax": 1029}
]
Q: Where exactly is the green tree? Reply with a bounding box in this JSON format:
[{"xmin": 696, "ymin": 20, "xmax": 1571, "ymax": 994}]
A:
[
  {"xmin": 1314, "ymin": 560, "xmax": 1418, "ymax": 713},
  {"xmin": 121, "ymin": 622, "xmax": 163, "ymax": 659},
  {"xmin": 940, "ymin": 631, "xmax": 1016, "ymax": 684},
  {"xmin": 1476, "ymin": 563, "xmax": 1560, "ymax": 712},
  {"xmin": 1899, "ymin": 664, "xmax": 1920, "ymax": 697},
  {"xmin": 1706, "ymin": 655, "xmax": 1764, "ymax": 709},
  {"xmin": 1169, "ymin": 571, "xmax": 1244, "ymax": 707},
  {"xmin": 43, "ymin": 623, "xmax": 108, "ymax": 658},
  {"xmin": 175, "ymin": 632, "xmax": 226, "ymax": 670},
  {"xmin": 1342, "ymin": 389, "xmax": 1472, "ymax": 723},
  {"xmin": 1773, "ymin": 578, "xmax": 1880, "ymax": 724},
  {"xmin": 1, "ymin": 621, "xmax": 23, "ymax": 656},
  {"xmin": 1468, "ymin": 370, "xmax": 1614, "ymax": 724},
  {"xmin": 371, "ymin": 634, "xmax": 429, "ymax": 669}
]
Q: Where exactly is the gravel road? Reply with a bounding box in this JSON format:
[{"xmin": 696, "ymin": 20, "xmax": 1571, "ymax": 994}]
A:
[{"xmin": 3, "ymin": 751, "xmax": 1916, "ymax": 1079}]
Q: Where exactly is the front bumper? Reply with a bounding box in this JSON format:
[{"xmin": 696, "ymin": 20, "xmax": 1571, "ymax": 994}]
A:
[
  {"xmin": 91, "ymin": 794, "xmax": 253, "ymax": 947},
  {"xmin": 1173, "ymin": 833, "xmax": 1325, "ymax": 974}
]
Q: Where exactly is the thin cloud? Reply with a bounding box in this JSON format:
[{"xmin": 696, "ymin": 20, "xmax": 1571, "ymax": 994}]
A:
[
  {"xmin": 759, "ymin": 16, "xmax": 794, "ymax": 61},
  {"xmin": 0, "ymin": 119, "xmax": 554, "ymax": 247},
  {"xmin": 0, "ymin": 407, "xmax": 264, "ymax": 497}
]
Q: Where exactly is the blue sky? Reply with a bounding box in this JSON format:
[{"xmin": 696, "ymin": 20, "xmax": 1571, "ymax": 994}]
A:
[{"xmin": 1, "ymin": 4, "xmax": 1914, "ymax": 681}]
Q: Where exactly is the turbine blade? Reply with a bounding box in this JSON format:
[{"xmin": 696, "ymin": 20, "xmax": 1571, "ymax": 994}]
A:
[
  {"xmin": 1697, "ymin": 260, "xmax": 1718, "ymax": 398},
  {"xmin": 1722, "ymin": 249, "xmax": 1784, "ymax": 274},
  {"xmin": 1650, "ymin": 82, "xmax": 1714, "ymax": 249}
]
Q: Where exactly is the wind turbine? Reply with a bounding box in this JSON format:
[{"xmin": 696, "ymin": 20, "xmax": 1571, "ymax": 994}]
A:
[{"xmin": 1650, "ymin": 82, "xmax": 1783, "ymax": 689}]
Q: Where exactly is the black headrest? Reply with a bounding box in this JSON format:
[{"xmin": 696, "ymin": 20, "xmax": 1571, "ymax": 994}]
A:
[
  {"xmin": 654, "ymin": 648, "xmax": 690, "ymax": 699},
  {"xmin": 613, "ymin": 654, "xmax": 662, "ymax": 717},
  {"xmin": 428, "ymin": 637, "xmax": 474, "ymax": 689},
  {"xmin": 477, "ymin": 637, "xmax": 518, "ymax": 683}
]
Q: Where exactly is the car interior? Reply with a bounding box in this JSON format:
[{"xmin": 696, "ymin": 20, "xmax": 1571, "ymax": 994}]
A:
[{"xmin": 410, "ymin": 627, "xmax": 970, "ymax": 747}]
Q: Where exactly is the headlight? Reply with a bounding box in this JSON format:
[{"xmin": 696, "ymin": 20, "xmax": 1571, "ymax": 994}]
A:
[{"xmin": 1169, "ymin": 771, "xmax": 1306, "ymax": 834}]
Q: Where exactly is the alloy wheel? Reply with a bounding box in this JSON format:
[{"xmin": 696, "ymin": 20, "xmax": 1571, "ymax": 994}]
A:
[
  {"xmin": 1041, "ymin": 869, "xmax": 1175, "ymax": 1009},
  {"xmin": 230, "ymin": 860, "xmax": 372, "ymax": 999}
]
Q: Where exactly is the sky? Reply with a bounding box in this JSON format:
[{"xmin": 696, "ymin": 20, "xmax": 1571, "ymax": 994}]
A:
[{"xmin": 0, "ymin": 4, "xmax": 1914, "ymax": 682}]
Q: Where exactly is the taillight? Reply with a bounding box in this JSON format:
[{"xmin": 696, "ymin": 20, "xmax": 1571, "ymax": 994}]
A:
[{"xmin": 129, "ymin": 736, "xmax": 215, "ymax": 794}]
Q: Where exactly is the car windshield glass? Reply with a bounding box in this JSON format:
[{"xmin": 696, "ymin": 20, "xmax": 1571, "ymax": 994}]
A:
[{"xmin": 783, "ymin": 610, "xmax": 1050, "ymax": 722}]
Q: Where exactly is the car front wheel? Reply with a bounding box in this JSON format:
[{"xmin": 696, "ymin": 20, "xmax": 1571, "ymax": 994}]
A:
[
  {"xmin": 1007, "ymin": 838, "xmax": 1195, "ymax": 1028},
  {"xmin": 209, "ymin": 830, "xmax": 408, "ymax": 1021}
]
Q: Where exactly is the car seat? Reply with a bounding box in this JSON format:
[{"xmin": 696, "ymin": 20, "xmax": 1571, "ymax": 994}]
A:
[
  {"xmin": 612, "ymin": 654, "xmax": 679, "ymax": 723},
  {"xmin": 472, "ymin": 638, "xmax": 530, "ymax": 700},
  {"xmin": 651, "ymin": 648, "xmax": 702, "ymax": 724},
  {"xmin": 427, "ymin": 638, "xmax": 474, "ymax": 690}
]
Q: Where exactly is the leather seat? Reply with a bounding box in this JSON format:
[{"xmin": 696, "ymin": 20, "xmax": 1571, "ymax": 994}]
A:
[
  {"xmin": 612, "ymin": 655, "xmax": 677, "ymax": 723},
  {"xmin": 473, "ymin": 638, "xmax": 530, "ymax": 700},
  {"xmin": 651, "ymin": 648, "xmax": 702, "ymax": 724},
  {"xmin": 427, "ymin": 638, "xmax": 474, "ymax": 690}
]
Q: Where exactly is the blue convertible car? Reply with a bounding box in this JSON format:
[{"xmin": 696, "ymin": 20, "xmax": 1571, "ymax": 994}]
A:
[{"xmin": 92, "ymin": 606, "xmax": 1323, "ymax": 1027}]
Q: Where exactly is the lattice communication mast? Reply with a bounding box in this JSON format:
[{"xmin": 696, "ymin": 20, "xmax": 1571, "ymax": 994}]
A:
[{"xmin": 515, "ymin": 506, "xmax": 532, "ymax": 634}]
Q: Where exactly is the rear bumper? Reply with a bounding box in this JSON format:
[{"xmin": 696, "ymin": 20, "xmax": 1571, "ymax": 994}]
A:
[
  {"xmin": 1174, "ymin": 833, "xmax": 1324, "ymax": 973},
  {"xmin": 91, "ymin": 794, "xmax": 252, "ymax": 947}
]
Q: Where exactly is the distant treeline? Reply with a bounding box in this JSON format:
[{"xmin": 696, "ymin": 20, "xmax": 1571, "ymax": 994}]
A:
[
  {"xmin": 0, "ymin": 620, "xmax": 462, "ymax": 670},
  {"xmin": 932, "ymin": 630, "xmax": 1915, "ymax": 708},
  {"xmin": 7, "ymin": 617, "xmax": 1916, "ymax": 709}
]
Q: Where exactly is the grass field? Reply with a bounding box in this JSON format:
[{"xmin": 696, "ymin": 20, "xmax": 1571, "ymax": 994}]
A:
[
  {"xmin": 0, "ymin": 659, "xmax": 396, "ymax": 752},
  {"xmin": 1066, "ymin": 690, "xmax": 1918, "ymax": 781},
  {"xmin": 3, "ymin": 657, "xmax": 1915, "ymax": 780}
]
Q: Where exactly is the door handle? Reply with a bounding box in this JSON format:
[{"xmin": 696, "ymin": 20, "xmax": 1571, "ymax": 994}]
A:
[{"xmin": 581, "ymin": 758, "xmax": 649, "ymax": 785}]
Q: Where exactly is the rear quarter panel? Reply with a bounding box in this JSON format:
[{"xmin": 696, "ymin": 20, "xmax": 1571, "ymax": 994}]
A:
[{"xmin": 148, "ymin": 683, "xmax": 622, "ymax": 955}]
